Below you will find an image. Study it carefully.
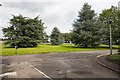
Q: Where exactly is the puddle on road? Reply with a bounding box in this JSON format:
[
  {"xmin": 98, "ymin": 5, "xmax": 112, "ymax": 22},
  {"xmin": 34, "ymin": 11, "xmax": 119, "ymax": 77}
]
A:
[
  {"xmin": 71, "ymin": 70, "xmax": 93, "ymax": 74},
  {"xmin": 56, "ymin": 69, "xmax": 93, "ymax": 75}
]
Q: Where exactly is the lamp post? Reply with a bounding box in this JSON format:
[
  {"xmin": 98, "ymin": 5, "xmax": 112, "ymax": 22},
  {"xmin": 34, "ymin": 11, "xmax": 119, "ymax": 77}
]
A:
[{"xmin": 108, "ymin": 20, "xmax": 112, "ymax": 55}]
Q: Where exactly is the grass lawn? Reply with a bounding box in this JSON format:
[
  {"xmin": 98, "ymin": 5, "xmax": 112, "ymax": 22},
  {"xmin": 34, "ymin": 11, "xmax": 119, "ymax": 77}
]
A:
[
  {"xmin": 107, "ymin": 54, "xmax": 120, "ymax": 65},
  {"xmin": 1, "ymin": 43, "xmax": 120, "ymax": 56}
]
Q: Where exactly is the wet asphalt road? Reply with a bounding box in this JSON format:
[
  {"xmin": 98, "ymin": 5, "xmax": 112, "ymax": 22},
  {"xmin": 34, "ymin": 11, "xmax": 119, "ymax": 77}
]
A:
[{"xmin": 1, "ymin": 50, "xmax": 119, "ymax": 79}]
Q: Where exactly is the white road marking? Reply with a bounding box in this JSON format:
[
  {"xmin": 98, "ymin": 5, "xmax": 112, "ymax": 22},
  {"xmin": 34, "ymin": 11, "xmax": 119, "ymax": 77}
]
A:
[
  {"xmin": 30, "ymin": 59, "xmax": 43, "ymax": 62},
  {"xmin": 67, "ymin": 70, "xmax": 71, "ymax": 73},
  {"xmin": 20, "ymin": 62, "xmax": 28, "ymax": 64},
  {"xmin": 10, "ymin": 62, "xmax": 27, "ymax": 66},
  {"xmin": 58, "ymin": 60, "xmax": 68, "ymax": 67},
  {"xmin": 2, "ymin": 57, "xmax": 9, "ymax": 59},
  {"xmin": 26, "ymin": 62, "xmax": 52, "ymax": 80},
  {"xmin": 88, "ymin": 55, "xmax": 93, "ymax": 56},
  {"xmin": 0, "ymin": 72, "xmax": 16, "ymax": 77}
]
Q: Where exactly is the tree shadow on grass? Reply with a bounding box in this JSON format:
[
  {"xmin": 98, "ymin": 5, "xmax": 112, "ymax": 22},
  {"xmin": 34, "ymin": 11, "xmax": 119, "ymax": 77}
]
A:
[
  {"xmin": 2, "ymin": 43, "xmax": 42, "ymax": 48},
  {"xmin": 3, "ymin": 43, "xmax": 120, "ymax": 50},
  {"xmin": 62, "ymin": 45, "xmax": 119, "ymax": 50},
  {"xmin": 3, "ymin": 45, "xmax": 38, "ymax": 48},
  {"xmin": 3, "ymin": 43, "xmax": 52, "ymax": 48}
]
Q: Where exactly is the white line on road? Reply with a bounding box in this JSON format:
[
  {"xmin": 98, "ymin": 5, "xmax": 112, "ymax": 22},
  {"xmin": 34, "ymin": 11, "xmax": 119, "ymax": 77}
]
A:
[
  {"xmin": 2, "ymin": 57, "xmax": 9, "ymax": 59},
  {"xmin": 26, "ymin": 62, "xmax": 52, "ymax": 80},
  {"xmin": 0, "ymin": 72, "xmax": 16, "ymax": 77}
]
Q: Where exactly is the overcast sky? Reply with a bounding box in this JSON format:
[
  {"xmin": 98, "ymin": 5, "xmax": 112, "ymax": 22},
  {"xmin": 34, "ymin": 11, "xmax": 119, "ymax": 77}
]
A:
[{"xmin": 0, "ymin": 0, "xmax": 119, "ymax": 38}]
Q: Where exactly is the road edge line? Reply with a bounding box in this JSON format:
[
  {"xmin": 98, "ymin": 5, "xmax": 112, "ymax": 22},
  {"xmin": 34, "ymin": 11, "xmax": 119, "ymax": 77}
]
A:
[{"xmin": 27, "ymin": 62, "xmax": 52, "ymax": 80}]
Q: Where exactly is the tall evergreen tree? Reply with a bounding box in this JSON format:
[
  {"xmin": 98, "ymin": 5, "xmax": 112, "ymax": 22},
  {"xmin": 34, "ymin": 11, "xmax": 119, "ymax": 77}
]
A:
[
  {"xmin": 72, "ymin": 3, "xmax": 103, "ymax": 47},
  {"xmin": 61, "ymin": 33, "xmax": 72, "ymax": 43},
  {"xmin": 50, "ymin": 27, "xmax": 62, "ymax": 45},
  {"xmin": 43, "ymin": 32, "xmax": 49, "ymax": 43},
  {"xmin": 2, "ymin": 14, "xmax": 45, "ymax": 47},
  {"xmin": 118, "ymin": 8, "xmax": 120, "ymax": 46}
]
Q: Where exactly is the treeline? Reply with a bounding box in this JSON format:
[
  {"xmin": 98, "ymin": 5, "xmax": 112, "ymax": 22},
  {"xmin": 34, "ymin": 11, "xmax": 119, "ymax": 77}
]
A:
[{"xmin": 2, "ymin": 3, "xmax": 120, "ymax": 47}]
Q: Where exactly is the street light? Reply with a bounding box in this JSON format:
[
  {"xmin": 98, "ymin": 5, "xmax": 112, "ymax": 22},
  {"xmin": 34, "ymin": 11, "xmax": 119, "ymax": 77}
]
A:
[{"xmin": 108, "ymin": 19, "xmax": 112, "ymax": 55}]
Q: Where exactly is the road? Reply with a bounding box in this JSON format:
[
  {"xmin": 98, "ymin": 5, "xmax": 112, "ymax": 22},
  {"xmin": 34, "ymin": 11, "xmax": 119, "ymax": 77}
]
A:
[{"xmin": 1, "ymin": 50, "xmax": 119, "ymax": 79}]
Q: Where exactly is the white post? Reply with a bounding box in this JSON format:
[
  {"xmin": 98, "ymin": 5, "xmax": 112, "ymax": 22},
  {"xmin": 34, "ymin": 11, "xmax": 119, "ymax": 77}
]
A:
[
  {"xmin": 15, "ymin": 46, "xmax": 18, "ymax": 54},
  {"xmin": 70, "ymin": 41, "xmax": 72, "ymax": 48}
]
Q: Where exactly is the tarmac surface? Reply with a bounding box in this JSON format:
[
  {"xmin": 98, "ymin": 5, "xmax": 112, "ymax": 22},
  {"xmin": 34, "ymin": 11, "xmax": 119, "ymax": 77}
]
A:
[
  {"xmin": 97, "ymin": 55, "xmax": 120, "ymax": 73},
  {"xmin": 1, "ymin": 50, "xmax": 120, "ymax": 79}
]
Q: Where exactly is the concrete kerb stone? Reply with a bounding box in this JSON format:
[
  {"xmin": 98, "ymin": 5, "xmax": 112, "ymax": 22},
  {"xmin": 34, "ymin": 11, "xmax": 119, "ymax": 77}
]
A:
[{"xmin": 96, "ymin": 53, "xmax": 120, "ymax": 73}]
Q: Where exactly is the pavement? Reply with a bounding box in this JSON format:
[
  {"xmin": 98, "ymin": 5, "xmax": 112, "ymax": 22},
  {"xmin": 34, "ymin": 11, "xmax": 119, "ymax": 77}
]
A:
[
  {"xmin": 97, "ymin": 54, "xmax": 120, "ymax": 73},
  {"xmin": 1, "ymin": 50, "xmax": 120, "ymax": 79}
]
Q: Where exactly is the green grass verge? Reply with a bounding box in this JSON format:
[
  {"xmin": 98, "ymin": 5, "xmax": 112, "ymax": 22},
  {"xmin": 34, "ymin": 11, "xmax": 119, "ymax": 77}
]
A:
[
  {"xmin": 107, "ymin": 54, "xmax": 120, "ymax": 65},
  {"xmin": 1, "ymin": 43, "xmax": 120, "ymax": 56}
]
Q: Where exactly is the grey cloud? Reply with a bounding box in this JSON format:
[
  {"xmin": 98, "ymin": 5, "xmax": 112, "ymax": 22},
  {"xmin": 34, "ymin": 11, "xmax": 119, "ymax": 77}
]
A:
[
  {"xmin": 0, "ymin": 1, "xmax": 119, "ymax": 38},
  {"xmin": 3, "ymin": 2, "xmax": 60, "ymax": 13}
]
